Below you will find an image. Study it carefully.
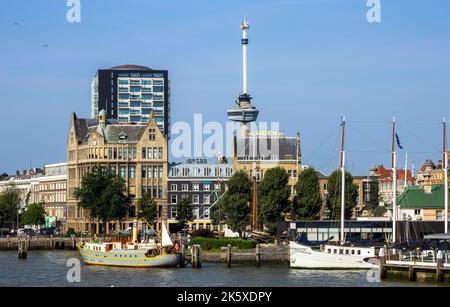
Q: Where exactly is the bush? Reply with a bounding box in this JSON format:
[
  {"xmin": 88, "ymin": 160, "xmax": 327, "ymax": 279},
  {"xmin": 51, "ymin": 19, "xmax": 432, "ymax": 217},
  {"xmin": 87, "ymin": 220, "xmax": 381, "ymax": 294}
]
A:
[
  {"xmin": 67, "ymin": 228, "xmax": 75, "ymax": 236},
  {"xmin": 190, "ymin": 237, "xmax": 257, "ymax": 251},
  {"xmin": 191, "ymin": 229, "xmax": 215, "ymax": 238}
]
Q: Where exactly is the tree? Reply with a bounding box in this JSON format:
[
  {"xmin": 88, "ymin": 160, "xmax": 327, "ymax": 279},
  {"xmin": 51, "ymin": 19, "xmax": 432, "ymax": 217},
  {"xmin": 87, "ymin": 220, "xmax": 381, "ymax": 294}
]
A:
[
  {"xmin": 292, "ymin": 167, "xmax": 322, "ymax": 220},
  {"xmin": 22, "ymin": 202, "xmax": 46, "ymax": 227},
  {"xmin": 259, "ymin": 167, "xmax": 291, "ymax": 234},
  {"xmin": 137, "ymin": 193, "xmax": 158, "ymax": 226},
  {"xmin": 0, "ymin": 173, "xmax": 8, "ymax": 181},
  {"xmin": 176, "ymin": 197, "xmax": 193, "ymax": 229},
  {"xmin": 367, "ymin": 179, "xmax": 380, "ymax": 213},
  {"xmin": 0, "ymin": 184, "xmax": 22, "ymax": 228},
  {"xmin": 326, "ymin": 170, "xmax": 358, "ymax": 220},
  {"xmin": 217, "ymin": 171, "xmax": 252, "ymax": 237},
  {"xmin": 74, "ymin": 166, "xmax": 131, "ymax": 233}
]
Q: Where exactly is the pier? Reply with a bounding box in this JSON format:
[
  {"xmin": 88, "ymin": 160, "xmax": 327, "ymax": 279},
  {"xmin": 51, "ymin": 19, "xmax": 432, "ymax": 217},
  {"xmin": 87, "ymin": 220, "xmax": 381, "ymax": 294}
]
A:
[
  {"xmin": 0, "ymin": 235, "xmax": 78, "ymax": 251},
  {"xmin": 380, "ymin": 249, "xmax": 450, "ymax": 282}
]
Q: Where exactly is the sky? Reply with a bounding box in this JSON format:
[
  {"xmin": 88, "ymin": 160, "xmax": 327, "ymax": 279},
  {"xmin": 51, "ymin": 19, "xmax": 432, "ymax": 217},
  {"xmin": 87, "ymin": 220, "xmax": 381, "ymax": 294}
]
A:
[{"xmin": 0, "ymin": 0, "xmax": 450, "ymax": 176}]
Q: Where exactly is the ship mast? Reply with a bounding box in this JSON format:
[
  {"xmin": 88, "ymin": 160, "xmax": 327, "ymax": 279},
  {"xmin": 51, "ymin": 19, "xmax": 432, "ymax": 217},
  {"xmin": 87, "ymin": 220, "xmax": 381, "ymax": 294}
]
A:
[
  {"xmin": 340, "ymin": 116, "xmax": 346, "ymax": 245},
  {"xmin": 443, "ymin": 118, "xmax": 448, "ymax": 233},
  {"xmin": 392, "ymin": 117, "xmax": 397, "ymax": 244}
]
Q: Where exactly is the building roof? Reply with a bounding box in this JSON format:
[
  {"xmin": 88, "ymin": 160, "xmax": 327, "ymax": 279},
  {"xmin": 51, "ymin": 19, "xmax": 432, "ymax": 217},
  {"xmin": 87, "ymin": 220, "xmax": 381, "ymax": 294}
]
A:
[
  {"xmin": 72, "ymin": 113, "xmax": 159, "ymax": 145},
  {"xmin": 372, "ymin": 164, "xmax": 414, "ymax": 182},
  {"xmin": 397, "ymin": 185, "xmax": 450, "ymax": 209},
  {"xmin": 109, "ymin": 64, "xmax": 152, "ymax": 71}
]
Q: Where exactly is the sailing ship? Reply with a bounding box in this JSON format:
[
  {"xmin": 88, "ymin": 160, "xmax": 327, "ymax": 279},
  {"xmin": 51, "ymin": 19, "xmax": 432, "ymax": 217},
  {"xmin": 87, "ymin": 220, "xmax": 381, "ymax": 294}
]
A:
[
  {"xmin": 290, "ymin": 117, "xmax": 380, "ymax": 269},
  {"xmin": 77, "ymin": 220, "xmax": 179, "ymax": 268}
]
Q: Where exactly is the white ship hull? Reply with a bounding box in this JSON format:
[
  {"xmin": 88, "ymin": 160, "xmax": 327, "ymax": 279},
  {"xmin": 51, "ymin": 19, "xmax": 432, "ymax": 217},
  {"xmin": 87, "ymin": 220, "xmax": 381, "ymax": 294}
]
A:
[{"xmin": 289, "ymin": 241, "xmax": 379, "ymax": 269}]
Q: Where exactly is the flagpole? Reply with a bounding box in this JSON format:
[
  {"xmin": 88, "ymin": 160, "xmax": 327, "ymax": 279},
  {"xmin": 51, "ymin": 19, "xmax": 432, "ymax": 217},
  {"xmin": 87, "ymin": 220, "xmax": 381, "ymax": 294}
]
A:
[
  {"xmin": 404, "ymin": 152, "xmax": 408, "ymax": 188},
  {"xmin": 443, "ymin": 118, "xmax": 448, "ymax": 234}
]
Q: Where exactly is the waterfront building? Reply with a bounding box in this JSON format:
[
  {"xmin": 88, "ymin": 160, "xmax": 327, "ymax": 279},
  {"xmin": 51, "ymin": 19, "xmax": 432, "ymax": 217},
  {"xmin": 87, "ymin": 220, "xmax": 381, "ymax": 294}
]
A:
[
  {"xmin": 369, "ymin": 164, "xmax": 414, "ymax": 206},
  {"xmin": 0, "ymin": 168, "xmax": 44, "ymax": 210},
  {"xmin": 30, "ymin": 163, "xmax": 68, "ymax": 228},
  {"xmin": 232, "ymin": 130, "xmax": 301, "ymax": 196},
  {"xmin": 395, "ymin": 184, "xmax": 450, "ymax": 221},
  {"xmin": 90, "ymin": 65, "xmax": 170, "ymax": 134},
  {"xmin": 167, "ymin": 160, "xmax": 234, "ymax": 232},
  {"xmin": 66, "ymin": 110, "xmax": 168, "ymax": 233},
  {"xmin": 415, "ymin": 159, "xmax": 450, "ymax": 187}
]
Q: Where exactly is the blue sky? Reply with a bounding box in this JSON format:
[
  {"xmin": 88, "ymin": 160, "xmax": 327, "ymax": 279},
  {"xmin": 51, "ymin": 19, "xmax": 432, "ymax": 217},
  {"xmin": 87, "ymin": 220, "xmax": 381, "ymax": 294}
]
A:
[{"xmin": 1, "ymin": 0, "xmax": 450, "ymax": 176}]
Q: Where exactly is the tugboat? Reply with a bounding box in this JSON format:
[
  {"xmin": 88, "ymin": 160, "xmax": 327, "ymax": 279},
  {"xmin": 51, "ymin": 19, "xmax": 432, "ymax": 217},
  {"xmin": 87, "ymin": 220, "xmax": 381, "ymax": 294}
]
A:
[{"xmin": 77, "ymin": 220, "xmax": 179, "ymax": 268}]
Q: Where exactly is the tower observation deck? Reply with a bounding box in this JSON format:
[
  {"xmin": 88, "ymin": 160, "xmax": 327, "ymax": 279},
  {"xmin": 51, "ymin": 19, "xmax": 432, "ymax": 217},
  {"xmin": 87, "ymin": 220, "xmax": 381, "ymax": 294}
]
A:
[{"xmin": 227, "ymin": 19, "xmax": 259, "ymax": 124}]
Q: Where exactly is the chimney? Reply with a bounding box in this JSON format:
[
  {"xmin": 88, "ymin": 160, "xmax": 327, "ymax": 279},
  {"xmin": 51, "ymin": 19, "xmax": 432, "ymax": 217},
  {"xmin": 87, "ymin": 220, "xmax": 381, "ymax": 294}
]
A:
[
  {"xmin": 16, "ymin": 170, "xmax": 20, "ymax": 177},
  {"xmin": 437, "ymin": 160, "xmax": 443, "ymax": 169}
]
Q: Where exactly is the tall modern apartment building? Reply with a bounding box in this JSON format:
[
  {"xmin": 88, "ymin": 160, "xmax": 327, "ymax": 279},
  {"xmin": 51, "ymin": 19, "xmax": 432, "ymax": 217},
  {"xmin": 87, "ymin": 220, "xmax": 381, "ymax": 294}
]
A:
[{"xmin": 90, "ymin": 65, "xmax": 170, "ymax": 135}]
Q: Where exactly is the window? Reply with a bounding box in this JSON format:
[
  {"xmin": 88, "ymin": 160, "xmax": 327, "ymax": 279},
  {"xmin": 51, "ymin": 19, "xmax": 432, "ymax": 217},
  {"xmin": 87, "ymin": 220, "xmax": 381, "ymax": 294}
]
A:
[
  {"xmin": 148, "ymin": 147, "xmax": 152, "ymax": 159},
  {"xmin": 113, "ymin": 148, "xmax": 117, "ymax": 159},
  {"xmin": 182, "ymin": 184, "xmax": 189, "ymax": 191},
  {"xmin": 153, "ymin": 186, "xmax": 157, "ymax": 198},
  {"xmin": 123, "ymin": 148, "xmax": 127, "ymax": 159},
  {"xmin": 108, "ymin": 148, "xmax": 112, "ymax": 159},
  {"xmin": 171, "ymin": 195, "xmax": 177, "ymax": 204},
  {"xmin": 414, "ymin": 209, "xmax": 421, "ymax": 216},
  {"xmin": 110, "ymin": 166, "xmax": 116, "ymax": 175},
  {"xmin": 147, "ymin": 166, "xmax": 152, "ymax": 179},
  {"xmin": 171, "ymin": 184, "xmax": 177, "ymax": 191},
  {"xmin": 193, "ymin": 184, "xmax": 200, "ymax": 191},
  {"xmin": 129, "ymin": 166, "xmax": 136, "ymax": 179},
  {"xmin": 119, "ymin": 166, "xmax": 126, "ymax": 178},
  {"xmin": 192, "ymin": 208, "xmax": 199, "ymax": 219},
  {"xmin": 141, "ymin": 166, "xmax": 146, "ymax": 178},
  {"xmin": 158, "ymin": 148, "xmax": 162, "ymax": 159},
  {"xmin": 203, "ymin": 195, "xmax": 210, "ymax": 205},
  {"xmin": 158, "ymin": 166, "xmax": 163, "ymax": 178},
  {"xmin": 203, "ymin": 208, "xmax": 210, "ymax": 219},
  {"xmin": 153, "ymin": 148, "xmax": 157, "ymax": 159},
  {"xmin": 193, "ymin": 195, "xmax": 199, "ymax": 204},
  {"xmin": 133, "ymin": 147, "xmax": 137, "ymax": 159},
  {"xmin": 153, "ymin": 167, "xmax": 157, "ymax": 179},
  {"xmin": 142, "ymin": 147, "xmax": 146, "ymax": 159},
  {"xmin": 158, "ymin": 186, "xmax": 163, "ymax": 198},
  {"xmin": 118, "ymin": 148, "xmax": 122, "ymax": 159},
  {"xmin": 203, "ymin": 184, "xmax": 210, "ymax": 191},
  {"xmin": 171, "ymin": 207, "xmax": 177, "ymax": 219},
  {"xmin": 149, "ymin": 129, "xmax": 156, "ymax": 141}
]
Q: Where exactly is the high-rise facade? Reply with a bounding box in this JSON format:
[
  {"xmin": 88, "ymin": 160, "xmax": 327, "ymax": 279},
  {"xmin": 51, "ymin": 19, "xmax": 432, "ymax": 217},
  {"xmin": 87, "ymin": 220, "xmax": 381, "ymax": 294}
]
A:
[{"xmin": 90, "ymin": 65, "xmax": 170, "ymax": 135}]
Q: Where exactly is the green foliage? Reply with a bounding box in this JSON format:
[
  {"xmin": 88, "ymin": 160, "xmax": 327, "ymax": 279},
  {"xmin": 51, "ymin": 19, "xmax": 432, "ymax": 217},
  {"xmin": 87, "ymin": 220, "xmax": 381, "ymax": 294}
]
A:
[
  {"xmin": 326, "ymin": 170, "xmax": 358, "ymax": 219},
  {"xmin": 0, "ymin": 184, "xmax": 22, "ymax": 226},
  {"xmin": 217, "ymin": 171, "xmax": 252, "ymax": 237},
  {"xmin": 137, "ymin": 193, "xmax": 158, "ymax": 225},
  {"xmin": 22, "ymin": 202, "xmax": 46, "ymax": 227},
  {"xmin": 190, "ymin": 237, "xmax": 257, "ymax": 251},
  {"xmin": 367, "ymin": 179, "xmax": 380, "ymax": 212},
  {"xmin": 373, "ymin": 206, "xmax": 387, "ymax": 217},
  {"xmin": 74, "ymin": 166, "xmax": 131, "ymax": 231},
  {"xmin": 176, "ymin": 197, "xmax": 193, "ymax": 229},
  {"xmin": 67, "ymin": 228, "xmax": 75, "ymax": 236},
  {"xmin": 259, "ymin": 167, "xmax": 291, "ymax": 234},
  {"xmin": 292, "ymin": 167, "xmax": 322, "ymax": 220}
]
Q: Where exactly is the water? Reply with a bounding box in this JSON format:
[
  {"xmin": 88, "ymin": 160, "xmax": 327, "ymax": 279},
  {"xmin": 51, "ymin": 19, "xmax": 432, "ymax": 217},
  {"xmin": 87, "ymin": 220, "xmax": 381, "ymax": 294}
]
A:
[{"xmin": 0, "ymin": 250, "xmax": 444, "ymax": 287}]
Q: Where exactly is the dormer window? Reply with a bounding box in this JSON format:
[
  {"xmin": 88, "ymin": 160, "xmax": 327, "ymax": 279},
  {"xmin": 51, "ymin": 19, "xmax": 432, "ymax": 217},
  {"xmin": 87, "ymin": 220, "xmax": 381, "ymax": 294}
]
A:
[
  {"xmin": 119, "ymin": 132, "xmax": 128, "ymax": 140},
  {"xmin": 149, "ymin": 128, "xmax": 156, "ymax": 141}
]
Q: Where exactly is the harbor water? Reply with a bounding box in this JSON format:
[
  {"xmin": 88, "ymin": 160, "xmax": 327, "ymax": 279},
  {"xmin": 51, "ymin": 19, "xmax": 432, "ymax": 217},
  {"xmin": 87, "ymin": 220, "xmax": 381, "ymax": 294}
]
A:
[{"xmin": 0, "ymin": 250, "xmax": 445, "ymax": 287}]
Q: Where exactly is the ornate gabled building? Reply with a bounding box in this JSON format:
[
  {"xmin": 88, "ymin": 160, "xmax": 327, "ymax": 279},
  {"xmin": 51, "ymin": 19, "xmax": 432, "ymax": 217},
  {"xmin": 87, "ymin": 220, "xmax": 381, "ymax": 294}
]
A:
[
  {"xmin": 369, "ymin": 164, "xmax": 414, "ymax": 205},
  {"xmin": 66, "ymin": 110, "xmax": 168, "ymax": 233},
  {"xmin": 232, "ymin": 131, "xmax": 301, "ymax": 196}
]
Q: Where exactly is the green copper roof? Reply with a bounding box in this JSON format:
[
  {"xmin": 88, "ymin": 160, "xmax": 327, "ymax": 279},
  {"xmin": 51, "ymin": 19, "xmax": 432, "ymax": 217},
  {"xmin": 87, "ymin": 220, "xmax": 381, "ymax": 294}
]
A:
[{"xmin": 397, "ymin": 185, "xmax": 450, "ymax": 209}]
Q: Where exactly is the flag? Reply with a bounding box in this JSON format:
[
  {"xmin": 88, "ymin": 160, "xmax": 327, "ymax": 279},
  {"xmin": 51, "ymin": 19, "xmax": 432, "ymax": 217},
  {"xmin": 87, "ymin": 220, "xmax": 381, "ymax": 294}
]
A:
[{"xmin": 395, "ymin": 133, "xmax": 403, "ymax": 150}]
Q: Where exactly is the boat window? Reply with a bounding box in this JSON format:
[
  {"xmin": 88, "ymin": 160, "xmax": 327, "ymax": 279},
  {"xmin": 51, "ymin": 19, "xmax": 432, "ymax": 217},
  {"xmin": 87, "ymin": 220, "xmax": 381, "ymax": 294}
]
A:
[
  {"xmin": 345, "ymin": 250, "xmax": 349, "ymax": 255},
  {"xmin": 357, "ymin": 250, "xmax": 361, "ymax": 255},
  {"xmin": 333, "ymin": 249, "xmax": 337, "ymax": 254},
  {"xmin": 339, "ymin": 249, "xmax": 343, "ymax": 255},
  {"xmin": 327, "ymin": 249, "xmax": 331, "ymax": 253},
  {"xmin": 351, "ymin": 250, "xmax": 355, "ymax": 255}
]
